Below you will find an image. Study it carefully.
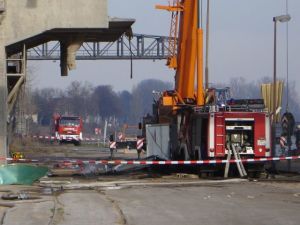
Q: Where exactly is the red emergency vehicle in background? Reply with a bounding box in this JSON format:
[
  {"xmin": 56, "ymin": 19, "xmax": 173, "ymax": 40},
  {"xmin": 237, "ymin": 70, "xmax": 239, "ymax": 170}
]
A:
[{"xmin": 52, "ymin": 114, "xmax": 83, "ymax": 146}]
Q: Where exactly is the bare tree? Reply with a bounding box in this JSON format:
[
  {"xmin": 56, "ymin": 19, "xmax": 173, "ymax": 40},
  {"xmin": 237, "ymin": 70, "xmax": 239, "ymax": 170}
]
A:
[
  {"xmin": 217, "ymin": 76, "xmax": 300, "ymax": 120},
  {"xmin": 66, "ymin": 81, "xmax": 94, "ymax": 117},
  {"xmin": 33, "ymin": 88, "xmax": 62, "ymax": 125},
  {"xmin": 119, "ymin": 90, "xmax": 133, "ymax": 123},
  {"xmin": 91, "ymin": 85, "xmax": 122, "ymax": 119},
  {"xmin": 131, "ymin": 79, "xmax": 172, "ymax": 123}
]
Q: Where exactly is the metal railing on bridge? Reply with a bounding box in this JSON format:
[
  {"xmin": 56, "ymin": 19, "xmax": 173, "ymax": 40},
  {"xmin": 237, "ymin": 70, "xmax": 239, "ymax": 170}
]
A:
[{"xmin": 27, "ymin": 34, "xmax": 171, "ymax": 60}]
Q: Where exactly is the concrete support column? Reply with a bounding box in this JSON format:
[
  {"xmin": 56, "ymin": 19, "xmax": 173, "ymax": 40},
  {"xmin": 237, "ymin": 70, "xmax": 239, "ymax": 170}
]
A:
[{"xmin": 0, "ymin": 20, "xmax": 8, "ymax": 161}]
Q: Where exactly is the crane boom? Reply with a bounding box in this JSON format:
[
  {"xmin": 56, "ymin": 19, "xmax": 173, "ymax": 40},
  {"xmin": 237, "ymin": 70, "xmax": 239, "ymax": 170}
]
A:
[{"xmin": 157, "ymin": 0, "xmax": 204, "ymax": 106}]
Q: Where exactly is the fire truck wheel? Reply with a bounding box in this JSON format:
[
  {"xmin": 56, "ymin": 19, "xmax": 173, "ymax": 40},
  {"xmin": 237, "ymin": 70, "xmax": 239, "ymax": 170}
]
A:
[
  {"xmin": 74, "ymin": 141, "xmax": 81, "ymax": 146},
  {"xmin": 248, "ymin": 171, "xmax": 261, "ymax": 179}
]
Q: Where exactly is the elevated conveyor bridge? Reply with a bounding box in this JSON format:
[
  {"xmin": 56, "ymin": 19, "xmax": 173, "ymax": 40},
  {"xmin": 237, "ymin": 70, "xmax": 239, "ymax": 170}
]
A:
[{"xmin": 27, "ymin": 34, "xmax": 169, "ymax": 60}]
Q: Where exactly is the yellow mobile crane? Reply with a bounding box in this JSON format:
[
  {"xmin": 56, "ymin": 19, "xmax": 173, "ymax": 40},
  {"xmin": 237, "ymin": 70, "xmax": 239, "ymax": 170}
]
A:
[{"xmin": 144, "ymin": 0, "xmax": 271, "ymax": 174}]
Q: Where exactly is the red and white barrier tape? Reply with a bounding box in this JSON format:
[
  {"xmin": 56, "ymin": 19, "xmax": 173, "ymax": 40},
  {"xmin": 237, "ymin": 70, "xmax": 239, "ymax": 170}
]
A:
[
  {"xmin": 32, "ymin": 135, "xmax": 100, "ymax": 141},
  {"xmin": 2, "ymin": 155, "xmax": 299, "ymax": 165},
  {"xmin": 31, "ymin": 136, "xmax": 140, "ymax": 142},
  {"xmin": 0, "ymin": 157, "xmax": 39, "ymax": 162},
  {"xmin": 59, "ymin": 156, "xmax": 300, "ymax": 165}
]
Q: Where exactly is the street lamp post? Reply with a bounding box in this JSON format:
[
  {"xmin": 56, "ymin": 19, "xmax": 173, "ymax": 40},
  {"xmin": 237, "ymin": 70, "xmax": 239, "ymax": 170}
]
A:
[
  {"xmin": 272, "ymin": 14, "xmax": 291, "ymax": 158},
  {"xmin": 273, "ymin": 14, "xmax": 291, "ymax": 122}
]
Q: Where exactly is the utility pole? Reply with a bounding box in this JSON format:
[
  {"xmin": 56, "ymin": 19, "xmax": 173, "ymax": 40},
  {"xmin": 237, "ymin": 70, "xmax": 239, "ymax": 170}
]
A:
[
  {"xmin": 205, "ymin": 0, "xmax": 210, "ymax": 90},
  {"xmin": 0, "ymin": 6, "xmax": 8, "ymax": 162},
  {"xmin": 103, "ymin": 120, "xmax": 107, "ymax": 146},
  {"xmin": 272, "ymin": 14, "xmax": 291, "ymax": 157}
]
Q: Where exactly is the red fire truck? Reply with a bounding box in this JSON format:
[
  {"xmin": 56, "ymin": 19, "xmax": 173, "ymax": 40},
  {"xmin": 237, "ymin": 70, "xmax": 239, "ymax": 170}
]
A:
[
  {"xmin": 53, "ymin": 115, "xmax": 83, "ymax": 146},
  {"xmin": 142, "ymin": 1, "xmax": 272, "ymax": 175},
  {"xmin": 191, "ymin": 98, "xmax": 270, "ymax": 158}
]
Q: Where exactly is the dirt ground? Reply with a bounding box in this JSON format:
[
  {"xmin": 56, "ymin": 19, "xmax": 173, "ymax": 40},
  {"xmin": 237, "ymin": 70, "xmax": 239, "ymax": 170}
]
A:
[
  {"xmin": 0, "ymin": 175, "xmax": 300, "ymax": 225},
  {"xmin": 1, "ymin": 143, "xmax": 299, "ymax": 225}
]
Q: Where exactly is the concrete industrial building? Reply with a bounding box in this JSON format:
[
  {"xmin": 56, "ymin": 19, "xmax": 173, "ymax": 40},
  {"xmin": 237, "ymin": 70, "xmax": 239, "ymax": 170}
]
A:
[{"xmin": 0, "ymin": 0, "xmax": 134, "ymax": 159}]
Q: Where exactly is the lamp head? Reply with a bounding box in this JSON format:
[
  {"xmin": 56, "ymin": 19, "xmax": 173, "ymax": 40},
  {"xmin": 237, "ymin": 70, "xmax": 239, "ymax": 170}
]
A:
[{"xmin": 273, "ymin": 14, "xmax": 291, "ymax": 23}]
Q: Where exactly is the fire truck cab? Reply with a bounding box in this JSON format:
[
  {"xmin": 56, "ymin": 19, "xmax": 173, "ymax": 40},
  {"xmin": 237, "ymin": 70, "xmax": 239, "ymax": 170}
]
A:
[{"xmin": 53, "ymin": 115, "xmax": 83, "ymax": 146}]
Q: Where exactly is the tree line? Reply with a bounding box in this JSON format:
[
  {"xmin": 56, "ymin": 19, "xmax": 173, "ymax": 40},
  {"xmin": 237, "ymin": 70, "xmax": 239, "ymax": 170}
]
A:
[
  {"xmin": 26, "ymin": 76, "xmax": 300, "ymax": 135},
  {"xmin": 225, "ymin": 77, "xmax": 300, "ymax": 120},
  {"xmin": 32, "ymin": 79, "xmax": 172, "ymax": 134}
]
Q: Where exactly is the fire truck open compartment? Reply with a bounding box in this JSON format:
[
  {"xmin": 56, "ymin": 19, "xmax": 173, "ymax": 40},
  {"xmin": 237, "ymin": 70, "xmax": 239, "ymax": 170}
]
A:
[
  {"xmin": 191, "ymin": 114, "xmax": 209, "ymax": 160},
  {"xmin": 225, "ymin": 119, "xmax": 255, "ymax": 155}
]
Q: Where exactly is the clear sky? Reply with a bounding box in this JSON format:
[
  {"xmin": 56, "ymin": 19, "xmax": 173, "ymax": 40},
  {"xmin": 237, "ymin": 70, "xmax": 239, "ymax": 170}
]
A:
[{"xmin": 28, "ymin": 0, "xmax": 300, "ymax": 94}]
